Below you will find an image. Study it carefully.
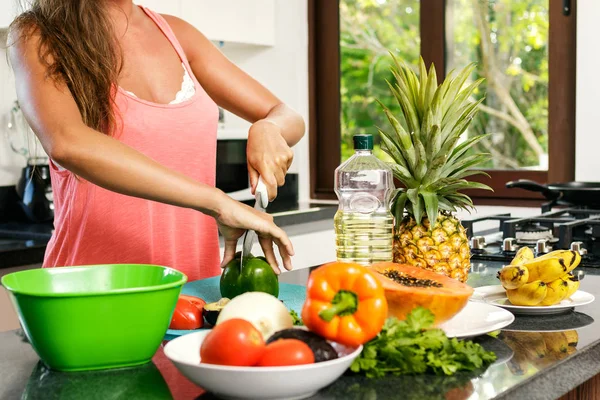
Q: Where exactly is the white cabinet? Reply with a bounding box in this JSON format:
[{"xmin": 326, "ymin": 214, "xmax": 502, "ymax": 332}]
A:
[
  {"xmin": 180, "ymin": 0, "xmax": 275, "ymax": 46},
  {"xmin": 0, "ymin": 1, "xmax": 18, "ymax": 29},
  {"xmin": 135, "ymin": 0, "xmax": 181, "ymax": 17}
]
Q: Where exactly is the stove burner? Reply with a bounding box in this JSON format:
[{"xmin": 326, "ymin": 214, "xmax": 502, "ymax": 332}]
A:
[
  {"xmin": 462, "ymin": 207, "xmax": 600, "ymax": 268},
  {"xmin": 515, "ymin": 223, "xmax": 553, "ymax": 243}
]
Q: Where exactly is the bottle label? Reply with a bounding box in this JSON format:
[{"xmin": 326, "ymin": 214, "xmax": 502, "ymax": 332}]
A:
[
  {"xmin": 349, "ymin": 193, "xmax": 380, "ymax": 214},
  {"xmin": 350, "ymin": 170, "xmax": 381, "ymax": 185}
]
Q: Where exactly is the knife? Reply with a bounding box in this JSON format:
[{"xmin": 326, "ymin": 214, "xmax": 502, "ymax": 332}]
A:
[{"xmin": 240, "ymin": 177, "xmax": 269, "ymax": 268}]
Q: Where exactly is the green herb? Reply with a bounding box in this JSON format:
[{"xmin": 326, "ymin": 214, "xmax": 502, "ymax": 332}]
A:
[
  {"xmin": 290, "ymin": 309, "xmax": 303, "ymax": 326},
  {"xmin": 350, "ymin": 307, "xmax": 497, "ymax": 378}
]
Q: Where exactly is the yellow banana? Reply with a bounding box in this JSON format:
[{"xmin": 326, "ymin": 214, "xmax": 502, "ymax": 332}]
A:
[
  {"xmin": 539, "ymin": 278, "xmax": 569, "ymax": 306},
  {"xmin": 540, "ymin": 332, "xmax": 569, "ymax": 354},
  {"xmin": 506, "ymin": 280, "xmax": 547, "ymax": 306},
  {"xmin": 523, "ymin": 250, "xmax": 581, "ymax": 283},
  {"xmin": 497, "ymin": 265, "xmax": 530, "ymax": 289},
  {"xmin": 563, "ymin": 330, "xmax": 579, "ymax": 347},
  {"xmin": 511, "ymin": 246, "xmax": 534, "ymax": 265},
  {"xmin": 563, "ymin": 273, "xmax": 580, "ymax": 299},
  {"xmin": 534, "ymin": 249, "xmax": 579, "ymax": 261}
]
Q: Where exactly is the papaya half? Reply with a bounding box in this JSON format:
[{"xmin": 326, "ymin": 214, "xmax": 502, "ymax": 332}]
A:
[{"xmin": 369, "ymin": 262, "xmax": 473, "ymax": 325}]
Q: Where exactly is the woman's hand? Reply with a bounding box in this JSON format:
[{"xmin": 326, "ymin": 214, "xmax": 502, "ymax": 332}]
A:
[
  {"xmin": 216, "ymin": 196, "xmax": 294, "ymax": 275},
  {"xmin": 246, "ymin": 120, "xmax": 294, "ymax": 201}
]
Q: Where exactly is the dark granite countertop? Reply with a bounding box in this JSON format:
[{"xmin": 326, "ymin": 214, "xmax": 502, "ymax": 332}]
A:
[
  {"xmin": 0, "ymin": 201, "xmax": 337, "ymax": 269},
  {"xmin": 2, "ymin": 261, "xmax": 600, "ymax": 400}
]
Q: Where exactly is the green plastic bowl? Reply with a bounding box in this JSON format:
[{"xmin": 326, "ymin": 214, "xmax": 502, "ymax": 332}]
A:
[{"xmin": 1, "ymin": 264, "xmax": 187, "ymax": 372}]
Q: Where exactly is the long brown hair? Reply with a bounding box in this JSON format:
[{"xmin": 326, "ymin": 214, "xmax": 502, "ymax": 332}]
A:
[{"xmin": 9, "ymin": 0, "xmax": 122, "ymax": 135}]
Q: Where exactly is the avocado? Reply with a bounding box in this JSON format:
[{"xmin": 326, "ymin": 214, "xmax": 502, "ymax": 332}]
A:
[
  {"xmin": 203, "ymin": 298, "xmax": 230, "ymax": 326},
  {"xmin": 267, "ymin": 329, "xmax": 339, "ymax": 362}
]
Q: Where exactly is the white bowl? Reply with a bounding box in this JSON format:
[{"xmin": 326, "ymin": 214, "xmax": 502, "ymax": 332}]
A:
[{"xmin": 164, "ymin": 330, "xmax": 362, "ymax": 400}]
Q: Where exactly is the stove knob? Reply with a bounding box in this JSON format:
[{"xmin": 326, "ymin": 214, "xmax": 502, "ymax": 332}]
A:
[
  {"xmin": 570, "ymin": 241, "xmax": 588, "ymax": 255},
  {"xmin": 536, "ymin": 239, "xmax": 552, "ymax": 254},
  {"xmin": 503, "ymin": 238, "xmax": 517, "ymax": 252},
  {"xmin": 471, "ymin": 236, "xmax": 486, "ymax": 250}
]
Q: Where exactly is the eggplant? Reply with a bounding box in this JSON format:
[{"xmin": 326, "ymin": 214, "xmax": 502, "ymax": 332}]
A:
[
  {"xmin": 203, "ymin": 298, "xmax": 230, "ymax": 326},
  {"xmin": 267, "ymin": 329, "xmax": 338, "ymax": 362}
]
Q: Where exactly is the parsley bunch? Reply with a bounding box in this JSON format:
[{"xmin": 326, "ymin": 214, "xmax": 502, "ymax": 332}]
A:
[{"xmin": 350, "ymin": 307, "xmax": 497, "ymax": 378}]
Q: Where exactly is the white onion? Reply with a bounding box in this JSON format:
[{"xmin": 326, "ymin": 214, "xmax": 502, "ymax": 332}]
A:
[{"xmin": 215, "ymin": 292, "xmax": 293, "ymax": 339}]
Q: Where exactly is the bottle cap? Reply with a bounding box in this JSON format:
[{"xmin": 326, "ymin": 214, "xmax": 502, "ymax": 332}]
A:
[{"xmin": 353, "ymin": 134, "xmax": 373, "ymax": 150}]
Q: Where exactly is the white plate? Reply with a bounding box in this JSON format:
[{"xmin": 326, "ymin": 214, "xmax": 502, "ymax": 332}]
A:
[
  {"xmin": 439, "ymin": 301, "xmax": 515, "ymax": 339},
  {"xmin": 164, "ymin": 330, "xmax": 362, "ymax": 400},
  {"xmin": 472, "ymin": 285, "xmax": 596, "ymax": 316}
]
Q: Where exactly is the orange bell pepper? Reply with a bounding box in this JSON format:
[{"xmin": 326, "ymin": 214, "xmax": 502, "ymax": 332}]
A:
[{"xmin": 301, "ymin": 262, "xmax": 388, "ymax": 347}]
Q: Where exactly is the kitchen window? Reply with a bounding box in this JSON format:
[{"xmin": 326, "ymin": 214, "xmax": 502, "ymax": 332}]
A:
[{"xmin": 308, "ymin": 0, "xmax": 576, "ymax": 206}]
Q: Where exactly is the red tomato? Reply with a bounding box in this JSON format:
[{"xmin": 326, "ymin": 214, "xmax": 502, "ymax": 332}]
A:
[
  {"xmin": 200, "ymin": 319, "xmax": 265, "ymax": 366},
  {"xmin": 180, "ymin": 295, "xmax": 206, "ymax": 312},
  {"xmin": 169, "ymin": 298, "xmax": 203, "ymax": 330},
  {"xmin": 257, "ymin": 339, "xmax": 315, "ymax": 367}
]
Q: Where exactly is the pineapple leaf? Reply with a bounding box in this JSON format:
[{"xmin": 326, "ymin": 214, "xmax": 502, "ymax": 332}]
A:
[
  {"xmin": 453, "ymin": 169, "xmax": 492, "ymax": 180},
  {"xmin": 378, "ymin": 102, "xmax": 417, "ymax": 170},
  {"xmin": 441, "ymin": 78, "xmax": 485, "ymax": 130},
  {"xmin": 392, "ymin": 191, "xmax": 408, "ymax": 230},
  {"xmin": 447, "ymin": 134, "xmax": 491, "ymax": 166},
  {"xmin": 387, "ymin": 80, "xmax": 420, "ymax": 138},
  {"xmin": 406, "ymin": 188, "xmax": 422, "ymax": 223},
  {"xmin": 379, "ymin": 130, "xmax": 409, "ymax": 169},
  {"xmin": 438, "ymin": 180, "xmax": 493, "ymax": 195},
  {"xmin": 424, "ymin": 64, "xmax": 438, "ymax": 114},
  {"xmin": 418, "ymin": 57, "xmax": 428, "ymax": 117},
  {"xmin": 413, "ymin": 135, "xmax": 428, "ymax": 182},
  {"xmin": 442, "ymin": 63, "xmax": 477, "ymax": 116},
  {"xmin": 424, "ymin": 125, "xmax": 441, "ymax": 162},
  {"xmin": 439, "ymin": 97, "xmax": 484, "ymax": 151},
  {"xmin": 387, "ymin": 162, "xmax": 418, "ymax": 187},
  {"xmin": 421, "ymin": 192, "xmax": 439, "ymax": 230},
  {"xmin": 441, "ymin": 153, "xmax": 490, "ymax": 178},
  {"xmin": 438, "ymin": 196, "xmax": 457, "ymax": 212}
]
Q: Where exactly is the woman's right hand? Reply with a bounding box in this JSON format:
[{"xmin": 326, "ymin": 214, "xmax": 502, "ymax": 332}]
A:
[{"xmin": 216, "ymin": 197, "xmax": 294, "ymax": 275}]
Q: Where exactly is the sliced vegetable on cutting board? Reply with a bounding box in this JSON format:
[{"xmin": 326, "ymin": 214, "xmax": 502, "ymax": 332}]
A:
[
  {"xmin": 216, "ymin": 291, "xmax": 293, "ymax": 339},
  {"xmin": 169, "ymin": 296, "xmax": 206, "ymax": 330},
  {"xmin": 301, "ymin": 262, "xmax": 388, "ymax": 347},
  {"xmin": 203, "ymin": 298, "xmax": 230, "ymax": 326},
  {"xmin": 200, "ymin": 318, "xmax": 265, "ymax": 366}
]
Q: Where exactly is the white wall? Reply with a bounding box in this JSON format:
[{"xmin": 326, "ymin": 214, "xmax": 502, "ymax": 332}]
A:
[{"xmin": 576, "ymin": 1, "xmax": 600, "ymax": 181}]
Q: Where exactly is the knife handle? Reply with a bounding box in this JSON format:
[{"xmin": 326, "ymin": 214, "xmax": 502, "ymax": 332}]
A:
[{"xmin": 256, "ymin": 176, "xmax": 269, "ymax": 209}]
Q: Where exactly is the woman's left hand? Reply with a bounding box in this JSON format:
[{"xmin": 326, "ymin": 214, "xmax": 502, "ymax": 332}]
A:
[{"xmin": 246, "ymin": 120, "xmax": 294, "ymax": 201}]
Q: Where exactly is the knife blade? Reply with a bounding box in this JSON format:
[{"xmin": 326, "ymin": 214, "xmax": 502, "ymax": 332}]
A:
[{"xmin": 240, "ymin": 177, "xmax": 268, "ymax": 268}]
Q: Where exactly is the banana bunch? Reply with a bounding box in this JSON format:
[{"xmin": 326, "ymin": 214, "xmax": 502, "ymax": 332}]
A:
[
  {"xmin": 496, "ymin": 247, "xmax": 581, "ymax": 306},
  {"xmin": 501, "ymin": 330, "xmax": 578, "ymax": 375}
]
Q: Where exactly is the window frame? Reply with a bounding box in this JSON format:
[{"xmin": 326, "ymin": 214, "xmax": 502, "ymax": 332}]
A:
[{"xmin": 308, "ymin": 0, "xmax": 576, "ymax": 206}]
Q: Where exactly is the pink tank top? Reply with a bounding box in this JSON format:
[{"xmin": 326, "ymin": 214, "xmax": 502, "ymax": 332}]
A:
[{"xmin": 43, "ymin": 7, "xmax": 221, "ymax": 281}]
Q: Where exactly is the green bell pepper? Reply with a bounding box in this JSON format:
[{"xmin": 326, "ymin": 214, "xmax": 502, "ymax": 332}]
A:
[{"xmin": 220, "ymin": 252, "xmax": 279, "ymax": 299}]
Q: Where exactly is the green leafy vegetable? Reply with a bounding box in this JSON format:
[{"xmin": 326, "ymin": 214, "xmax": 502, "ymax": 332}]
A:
[
  {"xmin": 350, "ymin": 307, "xmax": 496, "ymax": 378},
  {"xmin": 289, "ymin": 309, "xmax": 303, "ymax": 326}
]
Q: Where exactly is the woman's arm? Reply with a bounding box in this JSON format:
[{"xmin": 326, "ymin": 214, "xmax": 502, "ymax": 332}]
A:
[
  {"xmin": 165, "ymin": 15, "xmax": 306, "ymax": 198},
  {"xmin": 8, "ymin": 30, "xmax": 294, "ymax": 273}
]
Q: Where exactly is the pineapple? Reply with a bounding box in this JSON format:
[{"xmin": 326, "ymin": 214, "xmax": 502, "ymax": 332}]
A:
[{"xmin": 377, "ymin": 55, "xmax": 492, "ymax": 282}]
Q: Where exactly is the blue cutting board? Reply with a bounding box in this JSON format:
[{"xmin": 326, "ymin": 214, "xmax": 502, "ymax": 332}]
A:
[{"xmin": 164, "ymin": 276, "xmax": 307, "ymax": 340}]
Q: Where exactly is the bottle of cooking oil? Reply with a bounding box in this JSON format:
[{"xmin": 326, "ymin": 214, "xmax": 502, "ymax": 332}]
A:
[{"xmin": 334, "ymin": 134, "xmax": 395, "ymax": 265}]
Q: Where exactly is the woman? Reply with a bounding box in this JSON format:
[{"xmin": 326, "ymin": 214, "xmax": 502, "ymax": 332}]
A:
[{"xmin": 8, "ymin": 0, "xmax": 304, "ymax": 280}]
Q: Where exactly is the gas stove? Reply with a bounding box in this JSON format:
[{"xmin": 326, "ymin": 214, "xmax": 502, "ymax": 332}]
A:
[{"xmin": 463, "ymin": 207, "xmax": 600, "ymax": 267}]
